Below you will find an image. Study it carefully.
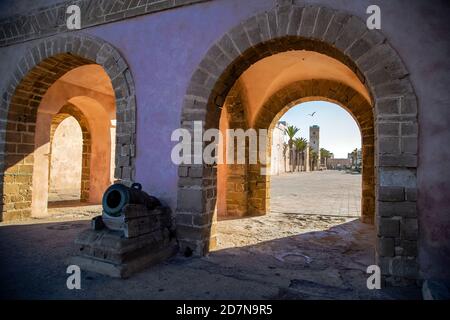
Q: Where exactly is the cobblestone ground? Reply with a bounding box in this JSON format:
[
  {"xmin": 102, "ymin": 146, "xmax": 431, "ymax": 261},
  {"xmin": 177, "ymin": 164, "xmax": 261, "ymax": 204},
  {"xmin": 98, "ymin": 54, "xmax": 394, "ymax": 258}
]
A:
[{"xmin": 0, "ymin": 171, "xmax": 420, "ymax": 299}]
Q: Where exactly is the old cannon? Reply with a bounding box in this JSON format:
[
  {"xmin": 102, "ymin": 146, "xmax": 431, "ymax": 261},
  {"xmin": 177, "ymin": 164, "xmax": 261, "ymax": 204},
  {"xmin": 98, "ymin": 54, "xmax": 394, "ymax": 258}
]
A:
[
  {"xmin": 71, "ymin": 182, "xmax": 177, "ymax": 278},
  {"xmin": 101, "ymin": 182, "xmax": 161, "ymax": 231}
]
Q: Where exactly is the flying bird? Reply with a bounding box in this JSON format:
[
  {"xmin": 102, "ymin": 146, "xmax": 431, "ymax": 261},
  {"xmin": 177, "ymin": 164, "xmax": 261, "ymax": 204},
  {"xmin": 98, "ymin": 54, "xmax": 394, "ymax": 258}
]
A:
[{"xmin": 308, "ymin": 112, "xmax": 316, "ymax": 117}]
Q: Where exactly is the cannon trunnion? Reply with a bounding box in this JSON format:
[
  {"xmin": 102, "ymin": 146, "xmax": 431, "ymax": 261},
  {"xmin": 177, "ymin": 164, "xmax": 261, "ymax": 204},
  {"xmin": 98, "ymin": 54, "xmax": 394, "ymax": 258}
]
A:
[{"xmin": 69, "ymin": 182, "xmax": 177, "ymax": 278}]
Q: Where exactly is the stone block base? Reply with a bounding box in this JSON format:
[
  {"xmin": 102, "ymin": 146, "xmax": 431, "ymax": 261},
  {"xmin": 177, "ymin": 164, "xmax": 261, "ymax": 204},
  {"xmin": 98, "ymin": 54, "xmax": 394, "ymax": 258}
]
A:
[{"xmin": 68, "ymin": 228, "xmax": 178, "ymax": 278}]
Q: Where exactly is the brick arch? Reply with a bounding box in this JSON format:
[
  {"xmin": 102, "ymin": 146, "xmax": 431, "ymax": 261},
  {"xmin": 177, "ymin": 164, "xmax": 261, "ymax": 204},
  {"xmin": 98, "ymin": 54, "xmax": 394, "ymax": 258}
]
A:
[
  {"xmin": 0, "ymin": 34, "xmax": 136, "ymax": 221},
  {"xmin": 177, "ymin": 4, "xmax": 419, "ymax": 283},
  {"xmin": 250, "ymin": 80, "xmax": 374, "ymax": 224},
  {"xmin": 49, "ymin": 104, "xmax": 92, "ymax": 202}
]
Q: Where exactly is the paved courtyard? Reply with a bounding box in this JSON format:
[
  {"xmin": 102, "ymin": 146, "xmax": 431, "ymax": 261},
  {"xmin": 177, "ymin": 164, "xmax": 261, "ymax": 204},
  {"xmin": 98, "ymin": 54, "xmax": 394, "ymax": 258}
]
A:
[
  {"xmin": 271, "ymin": 170, "xmax": 361, "ymax": 217},
  {"xmin": 0, "ymin": 171, "xmax": 420, "ymax": 299}
]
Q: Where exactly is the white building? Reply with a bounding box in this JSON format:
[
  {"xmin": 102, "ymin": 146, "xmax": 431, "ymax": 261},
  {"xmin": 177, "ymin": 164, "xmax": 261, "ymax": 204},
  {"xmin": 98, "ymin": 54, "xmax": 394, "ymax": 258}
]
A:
[{"xmin": 270, "ymin": 121, "xmax": 289, "ymax": 175}]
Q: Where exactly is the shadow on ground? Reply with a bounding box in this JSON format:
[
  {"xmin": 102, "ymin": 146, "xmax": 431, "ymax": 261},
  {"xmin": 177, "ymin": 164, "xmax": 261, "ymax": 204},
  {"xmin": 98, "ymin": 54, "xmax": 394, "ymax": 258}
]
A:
[{"xmin": 0, "ymin": 219, "xmax": 421, "ymax": 300}]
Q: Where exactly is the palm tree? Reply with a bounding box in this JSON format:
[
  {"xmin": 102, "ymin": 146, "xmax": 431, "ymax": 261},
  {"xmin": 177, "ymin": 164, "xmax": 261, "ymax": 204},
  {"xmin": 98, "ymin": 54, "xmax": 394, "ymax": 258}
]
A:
[
  {"xmin": 282, "ymin": 143, "xmax": 288, "ymax": 172},
  {"xmin": 284, "ymin": 125, "xmax": 299, "ymax": 172},
  {"xmin": 294, "ymin": 137, "xmax": 308, "ymax": 171},
  {"xmin": 320, "ymin": 148, "xmax": 333, "ymax": 169}
]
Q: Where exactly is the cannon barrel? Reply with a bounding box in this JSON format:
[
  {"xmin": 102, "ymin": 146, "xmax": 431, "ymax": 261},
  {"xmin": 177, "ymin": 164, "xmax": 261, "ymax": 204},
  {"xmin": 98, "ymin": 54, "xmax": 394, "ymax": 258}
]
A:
[{"xmin": 102, "ymin": 182, "xmax": 161, "ymax": 217}]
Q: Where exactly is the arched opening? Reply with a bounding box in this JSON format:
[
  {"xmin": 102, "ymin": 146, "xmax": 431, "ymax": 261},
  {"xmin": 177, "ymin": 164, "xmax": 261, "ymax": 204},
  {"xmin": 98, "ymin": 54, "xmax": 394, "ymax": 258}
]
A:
[
  {"xmin": 30, "ymin": 65, "xmax": 115, "ymax": 217},
  {"xmin": 176, "ymin": 4, "xmax": 419, "ymax": 283},
  {"xmin": 268, "ymin": 101, "xmax": 363, "ymax": 218},
  {"xmin": 211, "ymin": 50, "xmax": 375, "ymax": 272},
  {"xmin": 48, "ymin": 116, "xmax": 83, "ymax": 204},
  {"xmin": 215, "ymin": 99, "xmax": 369, "ymax": 255},
  {"xmin": 215, "ymin": 50, "xmax": 373, "ymax": 224},
  {"xmin": 0, "ymin": 35, "xmax": 136, "ymax": 222}
]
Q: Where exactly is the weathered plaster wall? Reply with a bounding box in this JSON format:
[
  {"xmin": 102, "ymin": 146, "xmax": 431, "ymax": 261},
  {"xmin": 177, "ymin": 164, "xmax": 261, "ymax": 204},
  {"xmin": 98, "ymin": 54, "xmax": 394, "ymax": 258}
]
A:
[
  {"xmin": 49, "ymin": 116, "xmax": 83, "ymax": 201},
  {"xmin": 0, "ymin": 0, "xmax": 449, "ymax": 280},
  {"xmin": 271, "ymin": 122, "xmax": 289, "ymax": 176}
]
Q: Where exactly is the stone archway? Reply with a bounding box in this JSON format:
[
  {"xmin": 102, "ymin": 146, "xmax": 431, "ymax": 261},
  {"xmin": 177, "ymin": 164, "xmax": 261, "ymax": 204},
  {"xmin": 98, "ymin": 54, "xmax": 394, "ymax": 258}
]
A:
[
  {"xmin": 217, "ymin": 78, "xmax": 374, "ymax": 222},
  {"xmin": 48, "ymin": 104, "xmax": 92, "ymax": 203},
  {"xmin": 248, "ymin": 79, "xmax": 374, "ymax": 224},
  {"xmin": 0, "ymin": 34, "xmax": 136, "ymax": 221},
  {"xmin": 176, "ymin": 4, "xmax": 419, "ymax": 283}
]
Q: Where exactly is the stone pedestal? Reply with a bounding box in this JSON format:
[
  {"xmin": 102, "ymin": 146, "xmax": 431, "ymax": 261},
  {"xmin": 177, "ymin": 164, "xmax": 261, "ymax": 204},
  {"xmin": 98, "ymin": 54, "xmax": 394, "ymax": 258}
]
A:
[{"xmin": 68, "ymin": 204, "xmax": 177, "ymax": 278}]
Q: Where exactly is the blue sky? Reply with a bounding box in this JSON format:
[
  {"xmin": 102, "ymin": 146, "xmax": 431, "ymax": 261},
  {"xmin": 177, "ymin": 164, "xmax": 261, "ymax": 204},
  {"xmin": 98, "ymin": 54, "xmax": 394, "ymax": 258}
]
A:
[{"xmin": 279, "ymin": 101, "xmax": 361, "ymax": 158}]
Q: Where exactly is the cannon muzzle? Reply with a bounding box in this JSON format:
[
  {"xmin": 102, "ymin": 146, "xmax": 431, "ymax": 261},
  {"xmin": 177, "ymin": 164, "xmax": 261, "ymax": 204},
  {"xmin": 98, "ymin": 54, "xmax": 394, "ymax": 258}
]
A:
[{"xmin": 102, "ymin": 182, "xmax": 161, "ymax": 217}]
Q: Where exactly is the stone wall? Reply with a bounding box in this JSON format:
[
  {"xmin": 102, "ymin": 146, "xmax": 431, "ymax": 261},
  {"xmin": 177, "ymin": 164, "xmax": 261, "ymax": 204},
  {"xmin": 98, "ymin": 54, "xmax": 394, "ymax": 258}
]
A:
[
  {"xmin": 327, "ymin": 158, "xmax": 351, "ymax": 169},
  {"xmin": 0, "ymin": 34, "xmax": 136, "ymax": 220},
  {"xmin": 176, "ymin": 3, "xmax": 417, "ymax": 286},
  {"xmin": 0, "ymin": 0, "xmax": 448, "ymax": 283}
]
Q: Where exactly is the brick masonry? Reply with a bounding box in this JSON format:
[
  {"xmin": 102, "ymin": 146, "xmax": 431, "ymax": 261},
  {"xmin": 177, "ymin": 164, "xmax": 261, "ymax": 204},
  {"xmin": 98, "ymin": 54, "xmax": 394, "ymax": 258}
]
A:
[
  {"xmin": 0, "ymin": 34, "xmax": 136, "ymax": 221},
  {"xmin": 221, "ymin": 84, "xmax": 252, "ymax": 218},
  {"xmin": 252, "ymin": 80, "xmax": 375, "ymax": 225},
  {"xmin": 0, "ymin": 0, "xmax": 421, "ymax": 285},
  {"xmin": 177, "ymin": 2, "xmax": 419, "ymax": 285},
  {"xmin": 220, "ymin": 80, "xmax": 375, "ymax": 222}
]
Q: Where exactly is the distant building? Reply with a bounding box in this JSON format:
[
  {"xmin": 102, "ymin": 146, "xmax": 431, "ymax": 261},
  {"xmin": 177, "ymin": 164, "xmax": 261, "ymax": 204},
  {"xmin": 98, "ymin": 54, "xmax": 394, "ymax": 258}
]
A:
[
  {"xmin": 348, "ymin": 148, "xmax": 362, "ymax": 168},
  {"xmin": 309, "ymin": 125, "xmax": 320, "ymax": 153},
  {"xmin": 309, "ymin": 125, "xmax": 320, "ymax": 170},
  {"xmin": 270, "ymin": 121, "xmax": 289, "ymax": 175},
  {"xmin": 327, "ymin": 158, "xmax": 352, "ymax": 170}
]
